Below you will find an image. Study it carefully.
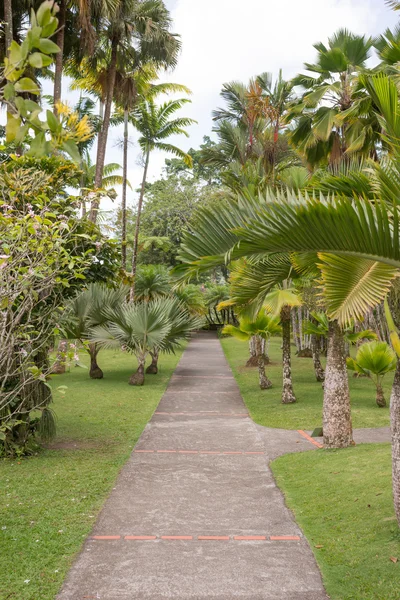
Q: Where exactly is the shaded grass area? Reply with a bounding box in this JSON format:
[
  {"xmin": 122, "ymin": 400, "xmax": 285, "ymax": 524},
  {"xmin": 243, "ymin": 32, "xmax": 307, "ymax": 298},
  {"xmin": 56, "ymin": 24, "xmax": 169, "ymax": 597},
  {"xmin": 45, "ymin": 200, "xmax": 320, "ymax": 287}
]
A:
[
  {"xmin": 272, "ymin": 444, "xmax": 400, "ymax": 600},
  {"xmin": 0, "ymin": 347, "xmax": 184, "ymax": 600},
  {"xmin": 221, "ymin": 336, "xmax": 391, "ymax": 430}
]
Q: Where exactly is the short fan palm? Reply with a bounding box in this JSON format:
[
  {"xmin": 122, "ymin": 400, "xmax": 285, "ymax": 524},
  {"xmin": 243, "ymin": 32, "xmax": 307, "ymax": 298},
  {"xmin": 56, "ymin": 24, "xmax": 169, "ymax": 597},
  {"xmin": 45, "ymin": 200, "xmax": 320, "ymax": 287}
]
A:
[
  {"xmin": 223, "ymin": 311, "xmax": 281, "ymax": 389},
  {"xmin": 90, "ymin": 297, "xmax": 200, "ymax": 385},
  {"xmin": 63, "ymin": 283, "xmax": 129, "ymax": 379},
  {"xmin": 347, "ymin": 342, "xmax": 396, "ymax": 407}
]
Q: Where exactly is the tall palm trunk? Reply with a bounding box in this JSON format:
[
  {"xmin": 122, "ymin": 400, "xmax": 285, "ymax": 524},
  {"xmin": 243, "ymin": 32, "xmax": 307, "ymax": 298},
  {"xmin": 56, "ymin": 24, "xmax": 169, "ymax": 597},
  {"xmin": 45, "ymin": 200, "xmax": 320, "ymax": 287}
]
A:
[
  {"xmin": 130, "ymin": 148, "xmax": 150, "ymax": 301},
  {"xmin": 53, "ymin": 0, "xmax": 66, "ymax": 114},
  {"xmin": 88, "ymin": 343, "xmax": 103, "ymax": 379},
  {"xmin": 258, "ymin": 355, "xmax": 272, "ymax": 390},
  {"xmin": 121, "ymin": 107, "xmax": 129, "ymax": 270},
  {"xmin": 323, "ymin": 320, "xmax": 353, "ymax": 448},
  {"xmin": 390, "ymin": 359, "xmax": 400, "ymax": 527},
  {"xmin": 4, "ymin": 0, "xmax": 13, "ymax": 57},
  {"xmin": 281, "ymin": 305, "xmax": 296, "ymax": 404},
  {"xmin": 311, "ymin": 334, "xmax": 325, "ymax": 382},
  {"xmin": 254, "ymin": 335, "xmax": 271, "ymax": 389},
  {"xmin": 90, "ymin": 40, "xmax": 118, "ymax": 222}
]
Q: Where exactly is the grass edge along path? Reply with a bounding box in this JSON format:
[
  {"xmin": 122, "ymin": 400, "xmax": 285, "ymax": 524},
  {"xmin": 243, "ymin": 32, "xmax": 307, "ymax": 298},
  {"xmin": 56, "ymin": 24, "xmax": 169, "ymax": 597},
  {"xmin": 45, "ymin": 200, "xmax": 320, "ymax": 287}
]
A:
[
  {"xmin": 220, "ymin": 336, "xmax": 391, "ymax": 430},
  {"xmin": 0, "ymin": 347, "xmax": 184, "ymax": 600},
  {"xmin": 271, "ymin": 444, "xmax": 400, "ymax": 600}
]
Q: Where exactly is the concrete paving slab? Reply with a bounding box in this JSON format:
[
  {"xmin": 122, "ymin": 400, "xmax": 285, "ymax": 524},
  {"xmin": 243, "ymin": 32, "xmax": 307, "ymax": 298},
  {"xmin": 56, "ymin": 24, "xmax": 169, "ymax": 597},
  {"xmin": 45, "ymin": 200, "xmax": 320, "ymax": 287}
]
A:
[{"xmin": 57, "ymin": 331, "xmax": 328, "ymax": 600}]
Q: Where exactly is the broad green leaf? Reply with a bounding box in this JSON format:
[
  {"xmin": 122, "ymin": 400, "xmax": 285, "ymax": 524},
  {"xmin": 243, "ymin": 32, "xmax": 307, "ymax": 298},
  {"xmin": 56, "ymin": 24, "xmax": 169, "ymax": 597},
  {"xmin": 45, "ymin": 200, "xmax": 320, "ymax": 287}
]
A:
[
  {"xmin": 62, "ymin": 140, "xmax": 81, "ymax": 163},
  {"xmin": 42, "ymin": 18, "xmax": 58, "ymax": 38},
  {"xmin": 46, "ymin": 109, "xmax": 60, "ymax": 133},
  {"xmin": 6, "ymin": 112, "xmax": 21, "ymax": 143},
  {"xmin": 38, "ymin": 38, "xmax": 60, "ymax": 54},
  {"xmin": 36, "ymin": 1, "xmax": 53, "ymax": 26},
  {"xmin": 28, "ymin": 52, "xmax": 44, "ymax": 68},
  {"xmin": 15, "ymin": 77, "xmax": 40, "ymax": 95},
  {"xmin": 3, "ymin": 82, "xmax": 15, "ymax": 101}
]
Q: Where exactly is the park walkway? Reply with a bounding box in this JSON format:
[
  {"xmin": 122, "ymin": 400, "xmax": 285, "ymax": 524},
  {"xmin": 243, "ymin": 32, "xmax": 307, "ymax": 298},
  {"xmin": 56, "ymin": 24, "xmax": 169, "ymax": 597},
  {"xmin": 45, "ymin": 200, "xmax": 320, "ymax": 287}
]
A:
[{"xmin": 57, "ymin": 331, "xmax": 328, "ymax": 600}]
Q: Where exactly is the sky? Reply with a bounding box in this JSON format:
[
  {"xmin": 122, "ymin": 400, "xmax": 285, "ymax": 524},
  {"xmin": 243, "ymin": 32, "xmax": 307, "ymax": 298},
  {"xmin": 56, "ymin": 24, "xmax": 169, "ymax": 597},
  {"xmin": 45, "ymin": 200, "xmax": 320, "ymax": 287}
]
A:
[
  {"xmin": 4, "ymin": 0, "xmax": 398, "ymax": 212},
  {"xmin": 100, "ymin": 0, "xmax": 398, "ymax": 212}
]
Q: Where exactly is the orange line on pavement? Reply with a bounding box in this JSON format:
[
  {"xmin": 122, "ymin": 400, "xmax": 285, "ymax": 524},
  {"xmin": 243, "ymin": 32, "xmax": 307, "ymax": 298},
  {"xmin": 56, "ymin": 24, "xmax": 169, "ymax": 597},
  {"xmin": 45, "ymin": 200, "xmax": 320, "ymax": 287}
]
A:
[{"xmin": 297, "ymin": 430, "xmax": 323, "ymax": 449}]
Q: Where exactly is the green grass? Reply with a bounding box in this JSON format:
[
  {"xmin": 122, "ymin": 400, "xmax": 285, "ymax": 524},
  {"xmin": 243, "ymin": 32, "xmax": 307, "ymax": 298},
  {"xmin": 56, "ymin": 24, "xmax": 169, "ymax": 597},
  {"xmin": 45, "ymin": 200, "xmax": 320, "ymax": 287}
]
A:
[
  {"xmin": 0, "ymin": 347, "xmax": 184, "ymax": 600},
  {"xmin": 272, "ymin": 444, "xmax": 400, "ymax": 600},
  {"xmin": 220, "ymin": 336, "xmax": 391, "ymax": 430}
]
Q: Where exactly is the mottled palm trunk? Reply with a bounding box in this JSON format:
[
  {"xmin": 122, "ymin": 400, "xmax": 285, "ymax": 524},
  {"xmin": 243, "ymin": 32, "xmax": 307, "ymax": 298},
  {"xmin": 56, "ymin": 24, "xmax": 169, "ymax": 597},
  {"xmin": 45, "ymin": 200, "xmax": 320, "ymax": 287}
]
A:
[
  {"xmin": 258, "ymin": 354, "xmax": 272, "ymax": 389},
  {"xmin": 88, "ymin": 343, "xmax": 103, "ymax": 379},
  {"xmin": 130, "ymin": 149, "xmax": 150, "ymax": 301},
  {"xmin": 121, "ymin": 107, "xmax": 129, "ymax": 270},
  {"xmin": 90, "ymin": 40, "xmax": 118, "ymax": 222},
  {"xmin": 129, "ymin": 355, "xmax": 145, "ymax": 386},
  {"xmin": 246, "ymin": 335, "xmax": 268, "ymax": 367},
  {"xmin": 146, "ymin": 348, "xmax": 159, "ymax": 375},
  {"xmin": 390, "ymin": 359, "xmax": 400, "ymax": 527},
  {"xmin": 376, "ymin": 382, "xmax": 386, "ymax": 408},
  {"xmin": 281, "ymin": 306, "xmax": 296, "ymax": 404},
  {"xmin": 51, "ymin": 339, "xmax": 68, "ymax": 374},
  {"xmin": 311, "ymin": 334, "xmax": 325, "ymax": 382},
  {"xmin": 323, "ymin": 321, "xmax": 353, "ymax": 448},
  {"xmin": 4, "ymin": 0, "xmax": 13, "ymax": 58},
  {"xmin": 53, "ymin": 0, "xmax": 66, "ymax": 114}
]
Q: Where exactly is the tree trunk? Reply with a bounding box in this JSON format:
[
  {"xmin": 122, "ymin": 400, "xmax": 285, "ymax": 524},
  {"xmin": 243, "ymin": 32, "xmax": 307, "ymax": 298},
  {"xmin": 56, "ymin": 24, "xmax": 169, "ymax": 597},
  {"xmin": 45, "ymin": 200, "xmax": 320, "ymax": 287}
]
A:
[
  {"xmin": 4, "ymin": 0, "xmax": 12, "ymax": 58},
  {"xmin": 130, "ymin": 148, "xmax": 150, "ymax": 301},
  {"xmin": 376, "ymin": 382, "xmax": 386, "ymax": 408},
  {"xmin": 53, "ymin": 0, "xmax": 66, "ymax": 114},
  {"xmin": 129, "ymin": 359, "xmax": 145, "ymax": 386},
  {"xmin": 291, "ymin": 309, "xmax": 301, "ymax": 352},
  {"xmin": 390, "ymin": 359, "xmax": 400, "ymax": 527},
  {"xmin": 146, "ymin": 348, "xmax": 159, "ymax": 374},
  {"xmin": 246, "ymin": 334, "xmax": 268, "ymax": 367},
  {"xmin": 258, "ymin": 354, "xmax": 272, "ymax": 390},
  {"xmin": 311, "ymin": 334, "xmax": 325, "ymax": 382},
  {"xmin": 88, "ymin": 343, "xmax": 103, "ymax": 379},
  {"xmin": 281, "ymin": 306, "xmax": 296, "ymax": 404},
  {"xmin": 90, "ymin": 39, "xmax": 118, "ymax": 222},
  {"xmin": 121, "ymin": 107, "xmax": 129, "ymax": 270},
  {"xmin": 323, "ymin": 321, "xmax": 353, "ymax": 448},
  {"xmin": 51, "ymin": 339, "xmax": 68, "ymax": 374}
]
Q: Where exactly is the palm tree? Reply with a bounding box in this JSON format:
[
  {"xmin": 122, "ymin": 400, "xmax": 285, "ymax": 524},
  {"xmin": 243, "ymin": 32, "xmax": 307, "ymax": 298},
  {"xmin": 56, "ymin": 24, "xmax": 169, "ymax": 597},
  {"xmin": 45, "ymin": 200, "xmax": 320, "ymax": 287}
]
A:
[
  {"xmin": 79, "ymin": 153, "xmax": 128, "ymax": 216},
  {"xmin": 90, "ymin": 0, "xmax": 180, "ymax": 221},
  {"xmin": 347, "ymin": 341, "xmax": 396, "ymax": 407},
  {"xmin": 264, "ymin": 287, "xmax": 302, "ymax": 404},
  {"xmin": 129, "ymin": 97, "xmax": 195, "ymax": 299},
  {"xmin": 146, "ymin": 296, "xmax": 203, "ymax": 374},
  {"xmin": 134, "ymin": 265, "xmax": 171, "ymax": 302},
  {"xmin": 113, "ymin": 70, "xmax": 191, "ymax": 270},
  {"xmin": 202, "ymin": 72, "xmax": 296, "ymax": 192},
  {"xmin": 3, "ymin": 0, "xmax": 13, "ymax": 58},
  {"xmin": 303, "ymin": 312, "xmax": 327, "ymax": 382},
  {"xmin": 90, "ymin": 297, "xmax": 199, "ymax": 385},
  {"xmin": 223, "ymin": 311, "xmax": 281, "ymax": 389},
  {"xmin": 63, "ymin": 283, "xmax": 129, "ymax": 378},
  {"xmin": 287, "ymin": 29, "xmax": 379, "ymax": 166}
]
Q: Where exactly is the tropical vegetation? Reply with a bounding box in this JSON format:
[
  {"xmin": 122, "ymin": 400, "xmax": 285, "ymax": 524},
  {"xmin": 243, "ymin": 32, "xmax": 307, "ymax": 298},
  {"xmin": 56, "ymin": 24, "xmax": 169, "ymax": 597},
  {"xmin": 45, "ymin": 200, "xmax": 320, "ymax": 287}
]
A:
[{"xmin": 2, "ymin": 0, "xmax": 400, "ymax": 597}]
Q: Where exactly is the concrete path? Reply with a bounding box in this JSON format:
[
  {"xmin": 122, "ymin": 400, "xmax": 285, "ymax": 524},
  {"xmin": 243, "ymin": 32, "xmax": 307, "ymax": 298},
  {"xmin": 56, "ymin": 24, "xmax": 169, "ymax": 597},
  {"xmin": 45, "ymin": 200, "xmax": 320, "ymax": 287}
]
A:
[{"xmin": 57, "ymin": 332, "xmax": 328, "ymax": 600}]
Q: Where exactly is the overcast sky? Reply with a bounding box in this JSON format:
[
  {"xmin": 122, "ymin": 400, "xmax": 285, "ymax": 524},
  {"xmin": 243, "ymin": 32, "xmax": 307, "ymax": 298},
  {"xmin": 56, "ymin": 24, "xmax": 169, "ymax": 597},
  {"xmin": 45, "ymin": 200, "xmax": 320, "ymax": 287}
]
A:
[
  {"xmin": 7, "ymin": 1, "xmax": 397, "ymax": 210},
  {"xmin": 101, "ymin": 0, "xmax": 397, "ymax": 212}
]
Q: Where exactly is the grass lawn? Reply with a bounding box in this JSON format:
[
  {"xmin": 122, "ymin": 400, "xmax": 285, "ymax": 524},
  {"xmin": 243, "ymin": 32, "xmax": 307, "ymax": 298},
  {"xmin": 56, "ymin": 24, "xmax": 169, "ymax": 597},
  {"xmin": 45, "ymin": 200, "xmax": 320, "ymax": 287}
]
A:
[
  {"xmin": 221, "ymin": 336, "xmax": 391, "ymax": 430},
  {"xmin": 0, "ymin": 347, "xmax": 184, "ymax": 600},
  {"xmin": 272, "ymin": 444, "xmax": 400, "ymax": 600}
]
